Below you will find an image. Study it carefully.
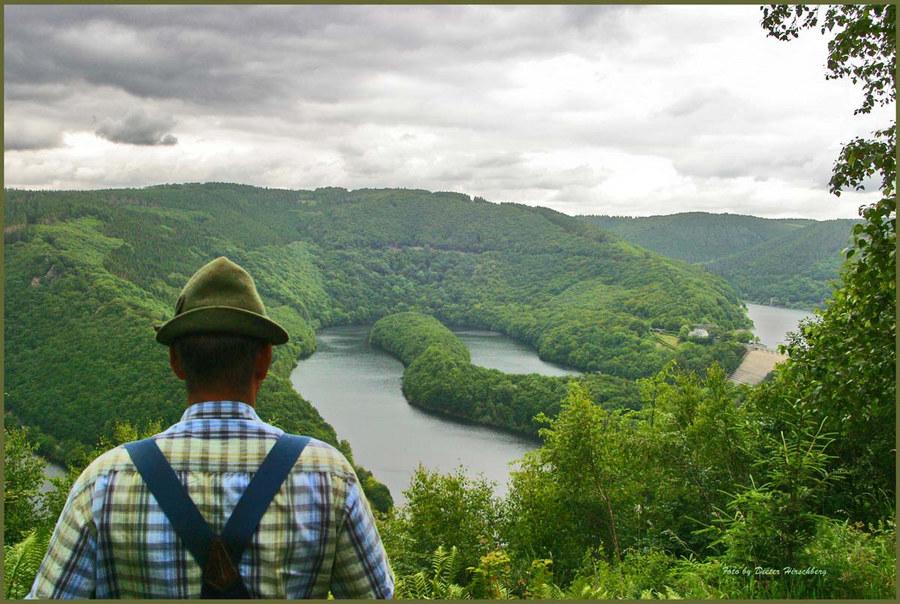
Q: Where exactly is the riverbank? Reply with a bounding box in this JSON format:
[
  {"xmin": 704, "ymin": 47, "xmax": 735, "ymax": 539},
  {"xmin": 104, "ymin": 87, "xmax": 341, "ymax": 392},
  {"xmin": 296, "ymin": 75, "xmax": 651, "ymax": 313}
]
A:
[{"xmin": 289, "ymin": 324, "xmax": 544, "ymax": 503}]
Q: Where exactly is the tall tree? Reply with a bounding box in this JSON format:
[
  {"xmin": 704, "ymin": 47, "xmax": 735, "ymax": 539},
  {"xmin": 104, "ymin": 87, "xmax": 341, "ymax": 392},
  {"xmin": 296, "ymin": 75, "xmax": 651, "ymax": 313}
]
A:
[
  {"xmin": 758, "ymin": 4, "xmax": 896, "ymax": 522},
  {"xmin": 3, "ymin": 428, "xmax": 48, "ymax": 545}
]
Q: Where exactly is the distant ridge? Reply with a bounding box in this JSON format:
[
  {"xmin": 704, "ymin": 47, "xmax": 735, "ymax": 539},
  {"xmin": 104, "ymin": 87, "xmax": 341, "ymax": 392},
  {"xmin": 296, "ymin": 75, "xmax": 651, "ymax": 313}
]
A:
[{"xmin": 579, "ymin": 212, "xmax": 860, "ymax": 309}]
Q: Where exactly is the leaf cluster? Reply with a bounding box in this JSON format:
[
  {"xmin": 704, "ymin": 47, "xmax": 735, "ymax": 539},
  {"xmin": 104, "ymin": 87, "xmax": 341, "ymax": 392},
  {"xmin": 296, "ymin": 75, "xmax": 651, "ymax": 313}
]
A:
[{"xmin": 761, "ymin": 5, "xmax": 895, "ymax": 115}]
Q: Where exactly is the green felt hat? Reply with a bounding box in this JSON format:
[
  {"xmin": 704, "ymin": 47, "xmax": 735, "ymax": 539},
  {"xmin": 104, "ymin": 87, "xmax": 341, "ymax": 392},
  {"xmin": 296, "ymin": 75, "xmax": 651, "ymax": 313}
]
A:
[{"xmin": 155, "ymin": 257, "xmax": 289, "ymax": 346}]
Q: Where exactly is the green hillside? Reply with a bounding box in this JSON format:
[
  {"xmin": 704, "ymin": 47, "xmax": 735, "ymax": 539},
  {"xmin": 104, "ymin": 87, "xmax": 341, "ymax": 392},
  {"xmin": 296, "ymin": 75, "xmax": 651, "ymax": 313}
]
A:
[
  {"xmin": 581, "ymin": 212, "xmax": 814, "ymax": 263},
  {"xmin": 702, "ymin": 220, "xmax": 855, "ymax": 308},
  {"xmin": 2, "ymin": 210, "xmax": 337, "ymax": 459},
  {"xmin": 579, "ymin": 212, "xmax": 858, "ymax": 308},
  {"xmin": 4, "ymin": 183, "xmax": 750, "ymax": 479}
]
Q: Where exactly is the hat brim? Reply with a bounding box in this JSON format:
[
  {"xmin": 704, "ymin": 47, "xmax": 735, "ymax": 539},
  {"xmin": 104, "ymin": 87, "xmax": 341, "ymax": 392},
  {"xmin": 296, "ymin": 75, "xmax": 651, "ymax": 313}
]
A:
[{"xmin": 155, "ymin": 306, "xmax": 289, "ymax": 345}]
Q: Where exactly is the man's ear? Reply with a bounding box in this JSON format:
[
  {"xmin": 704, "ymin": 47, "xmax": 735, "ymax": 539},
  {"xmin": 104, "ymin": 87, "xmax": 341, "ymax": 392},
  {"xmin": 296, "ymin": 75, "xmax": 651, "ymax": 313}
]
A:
[
  {"xmin": 169, "ymin": 345, "xmax": 187, "ymax": 381},
  {"xmin": 254, "ymin": 342, "xmax": 273, "ymax": 381}
]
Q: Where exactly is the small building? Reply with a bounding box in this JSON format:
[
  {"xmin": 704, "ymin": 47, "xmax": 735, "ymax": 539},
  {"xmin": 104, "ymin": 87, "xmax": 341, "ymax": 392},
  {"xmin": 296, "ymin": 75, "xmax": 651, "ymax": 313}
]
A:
[{"xmin": 688, "ymin": 328, "xmax": 709, "ymax": 338}]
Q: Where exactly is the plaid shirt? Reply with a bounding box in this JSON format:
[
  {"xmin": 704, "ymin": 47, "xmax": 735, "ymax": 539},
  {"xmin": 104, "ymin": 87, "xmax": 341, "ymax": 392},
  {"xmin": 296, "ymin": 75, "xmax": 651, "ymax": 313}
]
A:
[{"xmin": 27, "ymin": 401, "xmax": 394, "ymax": 599}]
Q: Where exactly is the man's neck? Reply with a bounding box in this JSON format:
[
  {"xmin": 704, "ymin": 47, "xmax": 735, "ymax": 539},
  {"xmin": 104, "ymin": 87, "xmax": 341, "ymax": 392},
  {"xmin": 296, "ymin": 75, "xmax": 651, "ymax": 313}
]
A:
[{"xmin": 186, "ymin": 389, "xmax": 256, "ymax": 408}]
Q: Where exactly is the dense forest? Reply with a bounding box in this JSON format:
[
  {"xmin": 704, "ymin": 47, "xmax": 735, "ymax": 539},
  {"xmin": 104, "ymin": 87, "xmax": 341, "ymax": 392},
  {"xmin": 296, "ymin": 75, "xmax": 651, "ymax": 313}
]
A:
[
  {"xmin": 580, "ymin": 212, "xmax": 860, "ymax": 309},
  {"xmin": 703, "ymin": 219, "xmax": 863, "ymax": 308},
  {"xmin": 4, "ymin": 5, "xmax": 896, "ymax": 599},
  {"xmin": 4, "ymin": 182, "xmax": 750, "ymax": 464},
  {"xmin": 370, "ymin": 311, "xmax": 750, "ymax": 436}
]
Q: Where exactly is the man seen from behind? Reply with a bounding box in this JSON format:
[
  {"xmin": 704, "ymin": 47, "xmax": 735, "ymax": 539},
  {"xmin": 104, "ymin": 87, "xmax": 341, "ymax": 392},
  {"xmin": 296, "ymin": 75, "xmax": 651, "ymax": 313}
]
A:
[{"xmin": 27, "ymin": 257, "xmax": 394, "ymax": 599}]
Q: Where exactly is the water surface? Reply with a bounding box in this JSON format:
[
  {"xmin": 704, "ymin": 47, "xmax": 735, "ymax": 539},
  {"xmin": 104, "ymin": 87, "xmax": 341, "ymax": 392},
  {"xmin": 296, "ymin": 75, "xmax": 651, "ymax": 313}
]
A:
[
  {"xmin": 453, "ymin": 329, "xmax": 581, "ymax": 376},
  {"xmin": 744, "ymin": 302, "xmax": 815, "ymax": 348},
  {"xmin": 290, "ymin": 325, "xmax": 571, "ymax": 504},
  {"xmin": 41, "ymin": 459, "xmax": 67, "ymax": 494}
]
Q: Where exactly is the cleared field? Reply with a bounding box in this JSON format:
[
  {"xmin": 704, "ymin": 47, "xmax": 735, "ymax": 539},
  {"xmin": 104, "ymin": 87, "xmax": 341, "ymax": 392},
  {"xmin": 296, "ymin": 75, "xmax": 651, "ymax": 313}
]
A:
[
  {"xmin": 654, "ymin": 333, "xmax": 679, "ymax": 350},
  {"xmin": 729, "ymin": 348, "xmax": 787, "ymax": 386}
]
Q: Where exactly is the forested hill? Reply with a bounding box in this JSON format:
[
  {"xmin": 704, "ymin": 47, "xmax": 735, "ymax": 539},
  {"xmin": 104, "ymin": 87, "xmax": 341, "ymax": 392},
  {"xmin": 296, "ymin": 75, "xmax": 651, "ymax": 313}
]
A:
[
  {"xmin": 580, "ymin": 212, "xmax": 814, "ymax": 264},
  {"xmin": 5, "ymin": 183, "xmax": 749, "ymax": 469},
  {"xmin": 579, "ymin": 212, "xmax": 859, "ymax": 309},
  {"xmin": 702, "ymin": 219, "xmax": 860, "ymax": 309}
]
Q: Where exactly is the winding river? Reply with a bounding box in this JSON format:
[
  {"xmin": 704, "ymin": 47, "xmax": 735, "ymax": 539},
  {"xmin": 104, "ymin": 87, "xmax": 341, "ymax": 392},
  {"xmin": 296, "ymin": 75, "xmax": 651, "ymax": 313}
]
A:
[
  {"xmin": 289, "ymin": 325, "xmax": 551, "ymax": 504},
  {"xmin": 42, "ymin": 305, "xmax": 816, "ymax": 504},
  {"xmin": 290, "ymin": 305, "xmax": 816, "ymax": 504}
]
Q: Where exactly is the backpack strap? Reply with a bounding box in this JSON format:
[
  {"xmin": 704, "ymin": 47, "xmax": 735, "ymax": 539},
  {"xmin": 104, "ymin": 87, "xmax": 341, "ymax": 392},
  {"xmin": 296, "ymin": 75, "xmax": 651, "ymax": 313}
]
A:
[{"xmin": 124, "ymin": 433, "xmax": 310, "ymax": 598}]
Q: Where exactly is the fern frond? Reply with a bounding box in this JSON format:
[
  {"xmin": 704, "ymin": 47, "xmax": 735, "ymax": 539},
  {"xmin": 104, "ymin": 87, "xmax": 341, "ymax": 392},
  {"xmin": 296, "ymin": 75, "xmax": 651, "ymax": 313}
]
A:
[
  {"xmin": 4, "ymin": 526, "xmax": 51, "ymax": 599},
  {"xmin": 533, "ymin": 580, "xmax": 566, "ymax": 599},
  {"xmin": 394, "ymin": 547, "xmax": 472, "ymax": 600}
]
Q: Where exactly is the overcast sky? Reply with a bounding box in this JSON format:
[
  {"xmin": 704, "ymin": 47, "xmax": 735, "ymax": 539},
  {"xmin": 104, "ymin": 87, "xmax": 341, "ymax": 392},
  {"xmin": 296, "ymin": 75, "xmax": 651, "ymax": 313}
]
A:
[{"xmin": 4, "ymin": 5, "xmax": 892, "ymax": 219}]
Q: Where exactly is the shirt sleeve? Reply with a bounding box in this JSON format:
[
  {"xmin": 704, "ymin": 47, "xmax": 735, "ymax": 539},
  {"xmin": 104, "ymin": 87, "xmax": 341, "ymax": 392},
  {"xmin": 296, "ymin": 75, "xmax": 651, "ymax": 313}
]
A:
[
  {"xmin": 329, "ymin": 479, "xmax": 394, "ymax": 599},
  {"xmin": 26, "ymin": 477, "xmax": 97, "ymax": 599}
]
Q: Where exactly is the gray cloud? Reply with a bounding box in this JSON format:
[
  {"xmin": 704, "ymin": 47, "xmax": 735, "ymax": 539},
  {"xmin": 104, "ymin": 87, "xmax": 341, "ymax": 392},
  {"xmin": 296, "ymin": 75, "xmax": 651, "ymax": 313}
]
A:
[
  {"xmin": 663, "ymin": 88, "xmax": 729, "ymax": 118},
  {"xmin": 95, "ymin": 109, "xmax": 178, "ymax": 145},
  {"xmin": 4, "ymin": 120, "xmax": 65, "ymax": 150},
  {"xmin": 4, "ymin": 5, "xmax": 640, "ymax": 112}
]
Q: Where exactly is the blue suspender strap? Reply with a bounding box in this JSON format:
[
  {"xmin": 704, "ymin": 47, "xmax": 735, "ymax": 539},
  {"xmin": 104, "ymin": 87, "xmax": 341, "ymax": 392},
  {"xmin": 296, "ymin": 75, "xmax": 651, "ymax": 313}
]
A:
[
  {"xmin": 220, "ymin": 434, "xmax": 310, "ymax": 561},
  {"xmin": 124, "ymin": 434, "xmax": 310, "ymax": 598},
  {"xmin": 124, "ymin": 438, "xmax": 217, "ymax": 569}
]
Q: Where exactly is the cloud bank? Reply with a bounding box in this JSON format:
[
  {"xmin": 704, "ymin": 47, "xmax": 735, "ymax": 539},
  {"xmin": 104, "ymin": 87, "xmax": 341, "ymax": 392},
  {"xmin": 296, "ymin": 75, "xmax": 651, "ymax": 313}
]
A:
[{"xmin": 4, "ymin": 5, "xmax": 891, "ymax": 218}]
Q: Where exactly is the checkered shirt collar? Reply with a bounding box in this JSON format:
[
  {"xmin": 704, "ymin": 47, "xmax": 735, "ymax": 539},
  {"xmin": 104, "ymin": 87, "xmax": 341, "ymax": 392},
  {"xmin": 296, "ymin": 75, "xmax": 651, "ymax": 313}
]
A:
[{"xmin": 178, "ymin": 400, "xmax": 263, "ymax": 423}]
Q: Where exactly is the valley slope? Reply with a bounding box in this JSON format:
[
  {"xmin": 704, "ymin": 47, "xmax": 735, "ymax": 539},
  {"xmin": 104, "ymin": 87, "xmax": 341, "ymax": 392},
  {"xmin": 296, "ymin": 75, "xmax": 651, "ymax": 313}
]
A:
[
  {"xmin": 5, "ymin": 184, "xmax": 751, "ymax": 486},
  {"xmin": 580, "ymin": 212, "xmax": 859, "ymax": 309}
]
